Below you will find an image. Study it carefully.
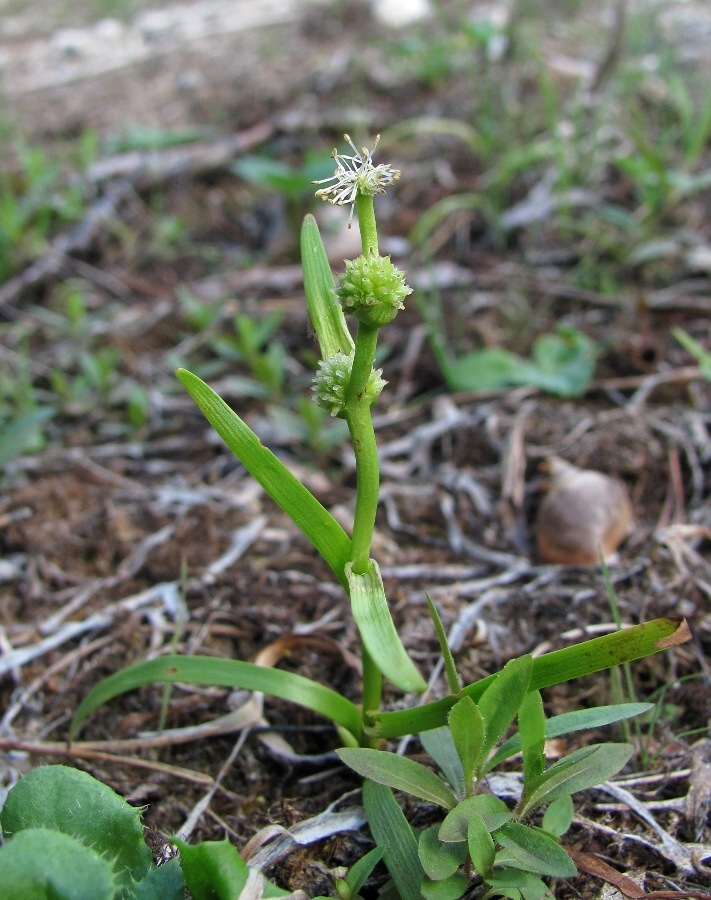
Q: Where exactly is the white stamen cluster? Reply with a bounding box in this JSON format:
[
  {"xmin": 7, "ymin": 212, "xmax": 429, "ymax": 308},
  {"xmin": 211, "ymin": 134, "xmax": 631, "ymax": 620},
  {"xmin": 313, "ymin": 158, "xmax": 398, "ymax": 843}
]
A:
[{"xmin": 313, "ymin": 134, "xmax": 401, "ymax": 227}]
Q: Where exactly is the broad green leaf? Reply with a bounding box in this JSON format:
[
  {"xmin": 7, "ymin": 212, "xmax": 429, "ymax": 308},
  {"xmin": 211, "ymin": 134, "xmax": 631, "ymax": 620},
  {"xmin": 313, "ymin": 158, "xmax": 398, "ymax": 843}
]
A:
[
  {"xmin": 448, "ymin": 695, "xmax": 486, "ymax": 789},
  {"xmin": 174, "ymin": 839, "xmax": 246, "ymax": 900},
  {"xmin": 177, "ymin": 368, "xmax": 351, "ymax": 590},
  {"xmin": 486, "ymin": 702, "xmax": 652, "ymax": 771},
  {"xmin": 235, "ymin": 157, "xmax": 332, "ymax": 201},
  {"xmin": 467, "ymin": 811, "xmax": 496, "ymax": 877},
  {"xmin": 520, "ymin": 743, "xmax": 633, "ymax": 816},
  {"xmin": 440, "ymin": 327, "xmax": 596, "ymax": 398},
  {"xmin": 347, "ymin": 560, "xmax": 427, "ymax": 693},
  {"xmin": 519, "ymin": 690, "xmax": 545, "ymax": 794},
  {"xmin": 444, "ymin": 347, "xmax": 520, "ymax": 392},
  {"xmin": 483, "ymin": 868, "xmax": 553, "ymax": 900},
  {"xmin": 338, "ymin": 748, "xmax": 456, "ymax": 809},
  {"xmin": 525, "ymin": 326, "xmax": 597, "ymax": 397},
  {"xmin": 301, "ymin": 213, "xmax": 353, "ymax": 359},
  {"xmin": 174, "ymin": 838, "xmax": 289, "ymax": 899},
  {"xmin": 133, "ymin": 858, "xmax": 185, "ymax": 899},
  {"xmin": 0, "ymin": 765, "xmax": 151, "ymax": 895},
  {"xmin": 477, "ymin": 655, "xmax": 532, "ymax": 759},
  {"xmin": 420, "ymin": 726, "xmax": 465, "ymax": 798},
  {"xmin": 494, "ymin": 823, "xmax": 576, "ymax": 878},
  {"xmin": 421, "ymin": 872, "xmax": 469, "ymax": 900},
  {"xmin": 369, "ymin": 618, "xmax": 689, "ymax": 739},
  {"xmin": 344, "ymin": 846, "xmax": 384, "ymax": 895},
  {"xmin": 0, "ymin": 828, "xmax": 117, "ymax": 900},
  {"xmin": 363, "ymin": 780, "xmax": 423, "ymax": 900},
  {"xmin": 439, "ymin": 795, "xmax": 512, "ymax": 843},
  {"xmin": 541, "ymin": 795, "xmax": 574, "ymax": 838},
  {"xmin": 0, "ymin": 407, "xmax": 53, "ymax": 469},
  {"xmin": 418, "ymin": 825, "xmax": 467, "ymax": 880},
  {"xmin": 71, "ymin": 654, "xmax": 362, "ymax": 744}
]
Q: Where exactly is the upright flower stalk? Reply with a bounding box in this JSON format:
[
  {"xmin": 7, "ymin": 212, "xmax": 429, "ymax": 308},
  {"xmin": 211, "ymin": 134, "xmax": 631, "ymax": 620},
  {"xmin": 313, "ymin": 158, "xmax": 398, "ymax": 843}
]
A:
[{"xmin": 308, "ymin": 136, "xmax": 419, "ymax": 715}]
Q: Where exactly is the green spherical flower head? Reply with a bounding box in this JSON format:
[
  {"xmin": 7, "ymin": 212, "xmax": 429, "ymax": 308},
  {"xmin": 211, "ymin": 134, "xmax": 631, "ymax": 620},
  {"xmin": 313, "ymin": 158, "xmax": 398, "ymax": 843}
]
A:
[
  {"xmin": 336, "ymin": 254, "xmax": 412, "ymax": 328},
  {"xmin": 312, "ymin": 351, "xmax": 386, "ymax": 416}
]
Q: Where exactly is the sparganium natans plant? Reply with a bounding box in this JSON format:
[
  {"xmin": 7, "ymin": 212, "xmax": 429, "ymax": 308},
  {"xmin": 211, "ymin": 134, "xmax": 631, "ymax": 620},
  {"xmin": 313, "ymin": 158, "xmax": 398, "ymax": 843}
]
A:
[{"xmin": 69, "ymin": 135, "xmax": 690, "ymax": 896}]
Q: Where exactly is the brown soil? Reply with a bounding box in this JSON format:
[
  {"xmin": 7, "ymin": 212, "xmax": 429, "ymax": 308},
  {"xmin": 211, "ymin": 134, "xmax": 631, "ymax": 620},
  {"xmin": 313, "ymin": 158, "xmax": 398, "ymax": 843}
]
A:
[{"xmin": 0, "ymin": 1, "xmax": 710, "ymax": 897}]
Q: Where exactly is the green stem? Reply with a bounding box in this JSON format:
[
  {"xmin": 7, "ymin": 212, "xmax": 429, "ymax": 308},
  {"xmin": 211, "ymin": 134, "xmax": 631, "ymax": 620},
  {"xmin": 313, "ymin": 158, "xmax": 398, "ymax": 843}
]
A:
[
  {"xmin": 344, "ymin": 322, "xmax": 379, "ymax": 575},
  {"xmin": 351, "ymin": 192, "xmax": 384, "ymax": 730},
  {"xmin": 356, "ymin": 193, "xmax": 378, "ymax": 256}
]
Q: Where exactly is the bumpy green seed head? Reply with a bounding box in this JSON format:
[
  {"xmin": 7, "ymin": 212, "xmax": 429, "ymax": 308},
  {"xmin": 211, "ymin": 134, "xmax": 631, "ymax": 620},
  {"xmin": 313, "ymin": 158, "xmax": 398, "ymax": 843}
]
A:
[
  {"xmin": 336, "ymin": 254, "xmax": 412, "ymax": 328},
  {"xmin": 312, "ymin": 351, "xmax": 386, "ymax": 416}
]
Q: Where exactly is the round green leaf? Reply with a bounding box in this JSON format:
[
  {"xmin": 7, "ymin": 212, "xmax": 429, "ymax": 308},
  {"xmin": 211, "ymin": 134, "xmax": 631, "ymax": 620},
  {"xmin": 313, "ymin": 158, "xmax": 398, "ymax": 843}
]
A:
[
  {"xmin": 0, "ymin": 828, "xmax": 117, "ymax": 900},
  {"xmin": 0, "ymin": 765, "xmax": 151, "ymax": 891}
]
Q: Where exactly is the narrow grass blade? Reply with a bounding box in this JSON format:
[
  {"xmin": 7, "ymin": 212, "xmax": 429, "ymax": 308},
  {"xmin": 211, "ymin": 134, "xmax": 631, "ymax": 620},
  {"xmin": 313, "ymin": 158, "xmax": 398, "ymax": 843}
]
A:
[
  {"xmin": 70, "ymin": 654, "xmax": 362, "ymax": 743},
  {"xmin": 362, "ymin": 780, "xmax": 423, "ymax": 900},
  {"xmin": 367, "ymin": 617, "xmax": 690, "ymax": 739},
  {"xmin": 347, "ymin": 560, "xmax": 427, "ymax": 693},
  {"xmin": 177, "ymin": 368, "xmax": 351, "ymax": 590},
  {"xmin": 427, "ymin": 594, "xmax": 461, "ymax": 693},
  {"xmin": 344, "ymin": 845, "xmax": 384, "ymax": 896},
  {"xmin": 338, "ymin": 747, "xmax": 456, "ymax": 809}
]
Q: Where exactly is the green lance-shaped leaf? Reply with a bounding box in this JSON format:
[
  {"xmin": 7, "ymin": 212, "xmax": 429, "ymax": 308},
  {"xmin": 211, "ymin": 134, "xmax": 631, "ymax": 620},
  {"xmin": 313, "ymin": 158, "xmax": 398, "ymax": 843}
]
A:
[
  {"xmin": 448, "ymin": 695, "xmax": 486, "ymax": 792},
  {"xmin": 520, "ymin": 742, "xmax": 633, "ymax": 816},
  {"xmin": 347, "ymin": 559, "xmax": 427, "ymax": 694},
  {"xmin": 301, "ymin": 213, "xmax": 353, "ymax": 359},
  {"xmin": 342, "ymin": 846, "xmax": 384, "ymax": 897},
  {"xmin": 420, "ymin": 726, "xmax": 465, "ymax": 798},
  {"xmin": 493, "ymin": 823, "xmax": 577, "ymax": 879},
  {"xmin": 70, "ymin": 655, "xmax": 363, "ymax": 744},
  {"xmin": 519, "ymin": 689, "xmax": 546, "ymax": 794},
  {"xmin": 177, "ymin": 368, "xmax": 351, "ymax": 591},
  {"xmin": 362, "ymin": 780, "xmax": 423, "ymax": 900},
  {"xmin": 338, "ymin": 747, "xmax": 457, "ymax": 809},
  {"xmin": 467, "ymin": 811, "xmax": 496, "ymax": 878},
  {"xmin": 477, "ymin": 654, "xmax": 532, "ymax": 760}
]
